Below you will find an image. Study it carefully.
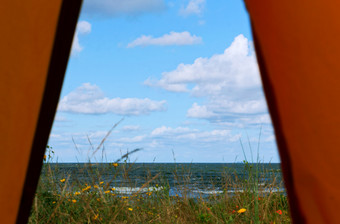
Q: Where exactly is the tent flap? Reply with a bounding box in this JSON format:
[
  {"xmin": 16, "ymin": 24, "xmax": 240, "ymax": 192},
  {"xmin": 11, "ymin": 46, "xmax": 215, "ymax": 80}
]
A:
[
  {"xmin": 0, "ymin": 0, "xmax": 81, "ymax": 223},
  {"xmin": 245, "ymin": 1, "xmax": 340, "ymax": 223}
]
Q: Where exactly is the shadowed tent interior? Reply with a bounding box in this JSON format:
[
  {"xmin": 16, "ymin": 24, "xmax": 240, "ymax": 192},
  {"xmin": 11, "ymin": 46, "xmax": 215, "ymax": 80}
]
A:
[
  {"xmin": 0, "ymin": 0, "xmax": 339, "ymax": 223},
  {"xmin": 0, "ymin": 0, "xmax": 82, "ymax": 223}
]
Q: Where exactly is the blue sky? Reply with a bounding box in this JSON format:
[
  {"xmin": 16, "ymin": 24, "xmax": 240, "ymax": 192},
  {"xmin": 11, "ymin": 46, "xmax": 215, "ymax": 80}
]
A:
[{"xmin": 48, "ymin": 0, "xmax": 279, "ymax": 163}]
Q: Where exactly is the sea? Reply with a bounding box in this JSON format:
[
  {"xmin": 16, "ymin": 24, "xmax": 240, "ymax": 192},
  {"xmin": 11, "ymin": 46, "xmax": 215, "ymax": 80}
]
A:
[{"xmin": 41, "ymin": 163, "xmax": 285, "ymax": 198}]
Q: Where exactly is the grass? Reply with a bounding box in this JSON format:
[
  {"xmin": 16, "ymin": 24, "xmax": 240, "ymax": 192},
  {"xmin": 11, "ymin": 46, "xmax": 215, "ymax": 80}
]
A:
[
  {"xmin": 29, "ymin": 158, "xmax": 291, "ymax": 223},
  {"xmin": 29, "ymin": 124, "xmax": 291, "ymax": 223}
]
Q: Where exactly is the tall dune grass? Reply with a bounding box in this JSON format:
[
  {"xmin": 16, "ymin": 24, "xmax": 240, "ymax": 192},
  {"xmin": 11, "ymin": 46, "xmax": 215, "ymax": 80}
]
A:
[
  {"xmin": 29, "ymin": 159, "xmax": 290, "ymax": 223},
  {"xmin": 29, "ymin": 124, "xmax": 291, "ymax": 223}
]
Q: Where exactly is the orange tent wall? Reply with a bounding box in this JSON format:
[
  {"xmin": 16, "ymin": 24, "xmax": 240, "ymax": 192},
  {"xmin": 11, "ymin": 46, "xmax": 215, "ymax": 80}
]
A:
[
  {"xmin": 0, "ymin": 1, "xmax": 81, "ymax": 223},
  {"xmin": 245, "ymin": 1, "xmax": 340, "ymax": 223}
]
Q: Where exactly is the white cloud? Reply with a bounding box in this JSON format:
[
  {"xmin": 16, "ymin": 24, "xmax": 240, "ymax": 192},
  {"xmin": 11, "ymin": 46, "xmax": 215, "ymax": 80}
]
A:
[
  {"xmin": 49, "ymin": 134, "xmax": 62, "ymax": 139},
  {"xmin": 58, "ymin": 83, "xmax": 166, "ymax": 115},
  {"xmin": 186, "ymin": 103, "xmax": 215, "ymax": 118},
  {"xmin": 179, "ymin": 0, "xmax": 206, "ymax": 16},
  {"xmin": 176, "ymin": 129, "xmax": 231, "ymax": 141},
  {"xmin": 48, "ymin": 124, "xmax": 276, "ymax": 162},
  {"xmin": 118, "ymin": 135, "xmax": 146, "ymax": 143},
  {"xmin": 127, "ymin": 31, "xmax": 202, "ymax": 48},
  {"xmin": 239, "ymin": 114, "xmax": 272, "ymax": 125},
  {"xmin": 77, "ymin": 21, "xmax": 92, "ymax": 34},
  {"xmin": 186, "ymin": 100, "xmax": 269, "ymax": 127},
  {"xmin": 54, "ymin": 115, "xmax": 68, "ymax": 122},
  {"xmin": 87, "ymin": 131, "xmax": 108, "ymax": 139},
  {"xmin": 188, "ymin": 99, "xmax": 267, "ymax": 117},
  {"xmin": 144, "ymin": 78, "xmax": 188, "ymax": 92},
  {"xmin": 151, "ymin": 126, "xmax": 193, "ymax": 136},
  {"xmin": 145, "ymin": 34, "xmax": 270, "ymax": 127},
  {"xmin": 198, "ymin": 20, "xmax": 206, "ymax": 25},
  {"xmin": 122, "ymin": 125, "xmax": 141, "ymax": 131},
  {"xmin": 82, "ymin": 0, "xmax": 166, "ymax": 17},
  {"xmin": 149, "ymin": 126, "xmax": 240, "ymax": 143},
  {"xmin": 71, "ymin": 21, "xmax": 92, "ymax": 55},
  {"xmin": 146, "ymin": 35, "xmax": 259, "ymax": 92},
  {"xmin": 71, "ymin": 34, "xmax": 82, "ymax": 55}
]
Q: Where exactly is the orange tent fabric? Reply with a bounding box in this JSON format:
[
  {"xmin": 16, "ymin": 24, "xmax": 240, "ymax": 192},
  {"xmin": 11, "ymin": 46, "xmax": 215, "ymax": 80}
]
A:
[
  {"xmin": 245, "ymin": 1, "xmax": 340, "ymax": 223},
  {"xmin": 0, "ymin": 0, "xmax": 81, "ymax": 223}
]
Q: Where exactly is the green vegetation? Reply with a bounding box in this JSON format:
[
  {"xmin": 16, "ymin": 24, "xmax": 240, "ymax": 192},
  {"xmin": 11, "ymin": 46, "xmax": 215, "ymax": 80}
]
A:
[{"xmin": 29, "ymin": 148, "xmax": 291, "ymax": 223}]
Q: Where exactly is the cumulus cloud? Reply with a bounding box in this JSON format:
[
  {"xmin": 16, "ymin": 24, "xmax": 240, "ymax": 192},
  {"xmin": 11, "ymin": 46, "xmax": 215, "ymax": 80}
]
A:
[
  {"xmin": 179, "ymin": 0, "xmax": 206, "ymax": 16},
  {"xmin": 82, "ymin": 0, "xmax": 166, "ymax": 17},
  {"xmin": 146, "ymin": 35, "xmax": 259, "ymax": 92},
  {"xmin": 186, "ymin": 103, "xmax": 215, "ymax": 119},
  {"xmin": 150, "ymin": 126, "xmax": 240, "ymax": 143},
  {"xmin": 187, "ymin": 99, "xmax": 267, "ymax": 119},
  {"xmin": 58, "ymin": 83, "xmax": 166, "ymax": 115},
  {"xmin": 145, "ymin": 34, "xmax": 270, "ymax": 127},
  {"xmin": 151, "ymin": 126, "xmax": 193, "ymax": 136},
  {"xmin": 71, "ymin": 21, "xmax": 92, "ymax": 55},
  {"xmin": 144, "ymin": 78, "xmax": 188, "ymax": 92},
  {"xmin": 127, "ymin": 31, "xmax": 202, "ymax": 48}
]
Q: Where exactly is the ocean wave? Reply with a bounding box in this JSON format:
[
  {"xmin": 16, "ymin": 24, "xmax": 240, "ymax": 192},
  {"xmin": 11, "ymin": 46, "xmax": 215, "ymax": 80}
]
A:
[
  {"xmin": 111, "ymin": 186, "xmax": 164, "ymax": 194},
  {"xmin": 192, "ymin": 189, "xmax": 224, "ymax": 195}
]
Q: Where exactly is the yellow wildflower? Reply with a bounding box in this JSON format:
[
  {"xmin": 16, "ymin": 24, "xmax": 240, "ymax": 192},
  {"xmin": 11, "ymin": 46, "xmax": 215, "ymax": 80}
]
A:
[
  {"xmin": 43, "ymin": 155, "xmax": 47, "ymax": 161},
  {"xmin": 128, "ymin": 208, "xmax": 133, "ymax": 211},
  {"xmin": 97, "ymin": 198, "xmax": 100, "ymax": 202},
  {"xmin": 52, "ymin": 201, "xmax": 56, "ymax": 204},
  {"xmin": 237, "ymin": 208, "xmax": 246, "ymax": 214},
  {"xmin": 74, "ymin": 191, "xmax": 81, "ymax": 196},
  {"xmin": 111, "ymin": 187, "xmax": 116, "ymax": 191},
  {"xmin": 93, "ymin": 214, "xmax": 99, "ymax": 220},
  {"xmin": 94, "ymin": 185, "xmax": 99, "ymax": 189},
  {"xmin": 72, "ymin": 199, "xmax": 76, "ymax": 203},
  {"xmin": 122, "ymin": 196, "xmax": 129, "ymax": 199},
  {"xmin": 82, "ymin": 186, "xmax": 91, "ymax": 192},
  {"xmin": 60, "ymin": 178, "xmax": 66, "ymax": 183},
  {"xmin": 112, "ymin": 163, "xmax": 119, "ymax": 167},
  {"xmin": 99, "ymin": 181, "xmax": 104, "ymax": 185},
  {"xmin": 104, "ymin": 190, "xmax": 110, "ymax": 194}
]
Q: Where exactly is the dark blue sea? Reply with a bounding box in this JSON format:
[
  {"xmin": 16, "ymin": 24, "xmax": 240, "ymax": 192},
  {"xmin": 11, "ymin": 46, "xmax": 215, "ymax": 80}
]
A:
[{"xmin": 41, "ymin": 163, "xmax": 285, "ymax": 197}]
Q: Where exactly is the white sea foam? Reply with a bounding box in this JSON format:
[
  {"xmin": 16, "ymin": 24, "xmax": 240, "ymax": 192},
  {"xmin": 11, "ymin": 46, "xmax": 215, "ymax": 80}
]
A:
[
  {"xmin": 192, "ymin": 189, "xmax": 223, "ymax": 195},
  {"xmin": 112, "ymin": 186, "xmax": 164, "ymax": 194},
  {"xmin": 191, "ymin": 187, "xmax": 285, "ymax": 195}
]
